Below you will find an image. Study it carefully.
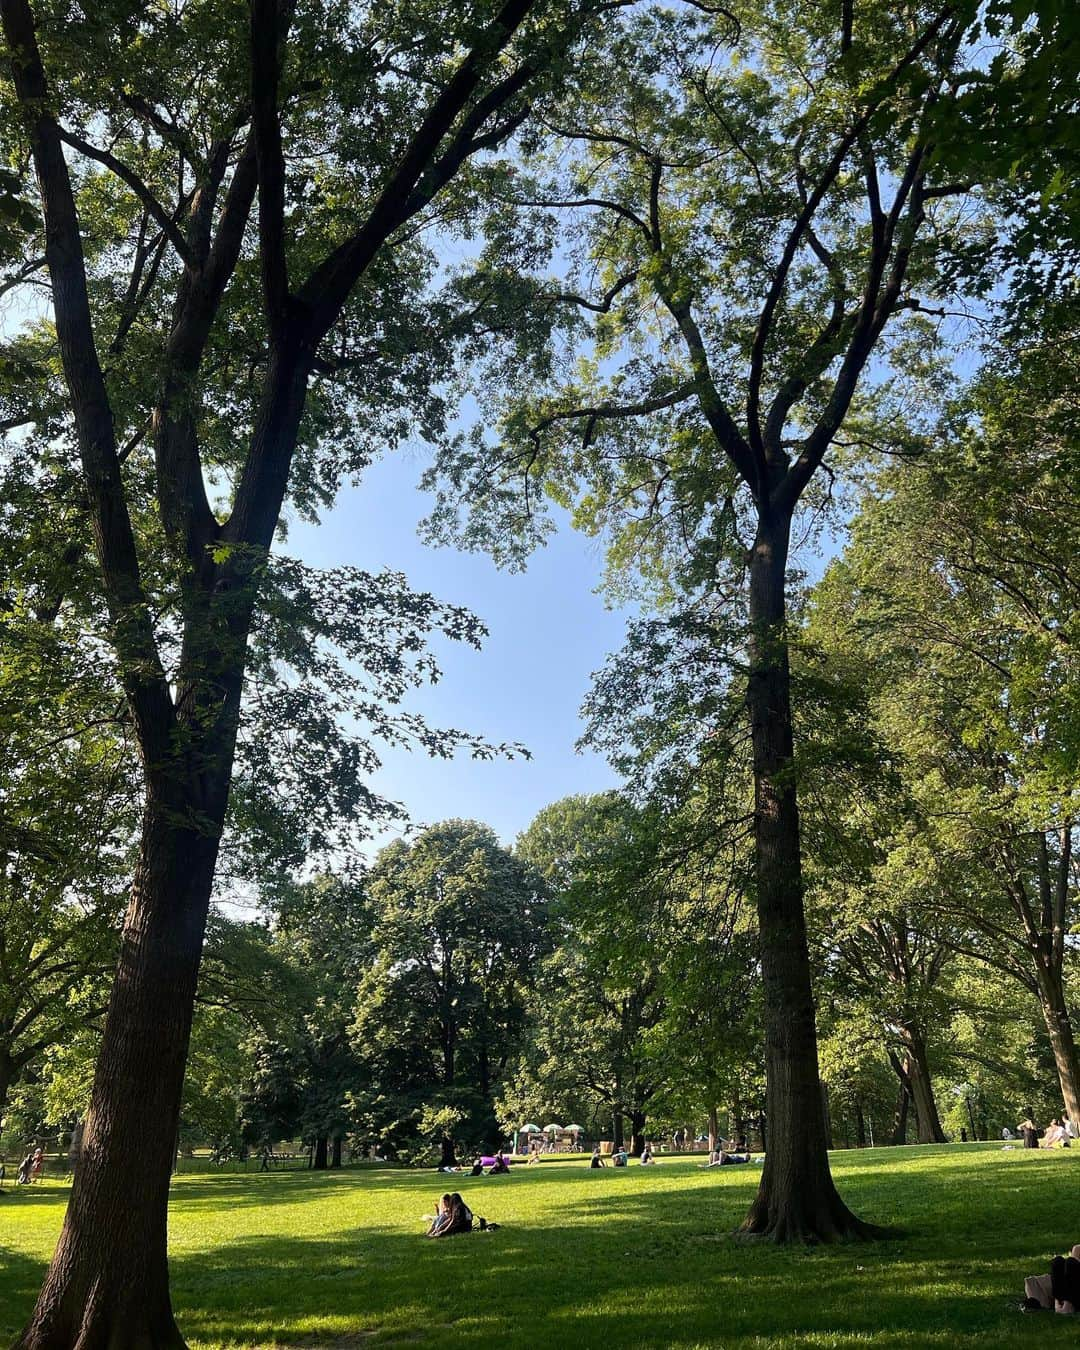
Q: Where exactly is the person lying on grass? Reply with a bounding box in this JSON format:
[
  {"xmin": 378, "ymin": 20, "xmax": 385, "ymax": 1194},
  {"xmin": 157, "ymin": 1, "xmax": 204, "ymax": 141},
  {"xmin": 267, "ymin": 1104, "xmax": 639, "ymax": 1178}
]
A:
[
  {"xmin": 1024, "ymin": 1243, "xmax": 1080, "ymax": 1312},
  {"xmin": 701, "ymin": 1146, "xmax": 751, "ymax": 1167}
]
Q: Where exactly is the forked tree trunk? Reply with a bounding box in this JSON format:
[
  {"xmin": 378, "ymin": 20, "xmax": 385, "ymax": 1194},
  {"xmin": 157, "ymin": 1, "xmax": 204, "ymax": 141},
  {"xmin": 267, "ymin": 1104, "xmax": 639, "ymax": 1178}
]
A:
[
  {"xmin": 15, "ymin": 785, "xmax": 225, "ymax": 1350},
  {"xmin": 739, "ymin": 516, "xmax": 873, "ymax": 1242},
  {"xmin": 900, "ymin": 1027, "xmax": 945, "ymax": 1144}
]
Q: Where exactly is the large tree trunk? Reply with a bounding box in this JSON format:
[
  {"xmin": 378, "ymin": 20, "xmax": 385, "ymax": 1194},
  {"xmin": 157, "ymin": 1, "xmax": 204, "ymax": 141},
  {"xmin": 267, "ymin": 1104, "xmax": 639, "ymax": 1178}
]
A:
[
  {"xmin": 439, "ymin": 1136, "xmax": 457, "ymax": 1169},
  {"xmin": 1035, "ymin": 962, "xmax": 1080, "ymax": 1125},
  {"xmin": 15, "ymin": 787, "xmax": 224, "ymax": 1350},
  {"xmin": 739, "ymin": 516, "xmax": 872, "ymax": 1242},
  {"xmin": 612, "ymin": 1110, "xmax": 624, "ymax": 1151},
  {"xmin": 708, "ymin": 1105, "xmax": 720, "ymax": 1154},
  {"xmin": 889, "ymin": 1081, "xmax": 909, "ymax": 1147},
  {"xmin": 330, "ymin": 1134, "xmax": 343, "ymax": 1169},
  {"xmin": 899, "ymin": 1027, "xmax": 945, "ymax": 1144},
  {"xmin": 312, "ymin": 1136, "xmax": 328, "ymax": 1170},
  {"xmin": 629, "ymin": 1111, "xmax": 646, "ymax": 1157}
]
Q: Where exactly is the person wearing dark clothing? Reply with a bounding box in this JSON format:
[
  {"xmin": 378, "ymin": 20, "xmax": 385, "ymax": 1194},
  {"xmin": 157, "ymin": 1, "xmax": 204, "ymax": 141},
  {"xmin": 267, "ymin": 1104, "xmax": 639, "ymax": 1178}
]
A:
[
  {"xmin": 1023, "ymin": 1242, "xmax": 1080, "ymax": 1312},
  {"xmin": 469, "ymin": 1158, "xmax": 484, "ymax": 1177},
  {"xmin": 1017, "ymin": 1114, "xmax": 1040, "ymax": 1149},
  {"xmin": 590, "ymin": 1147, "xmax": 606, "ymax": 1168},
  {"xmin": 488, "ymin": 1153, "xmax": 509, "ymax": 1174},
  {"xmin": 1051, "ymin": 1254, "xmax": 1080, "ymax": 1311}
]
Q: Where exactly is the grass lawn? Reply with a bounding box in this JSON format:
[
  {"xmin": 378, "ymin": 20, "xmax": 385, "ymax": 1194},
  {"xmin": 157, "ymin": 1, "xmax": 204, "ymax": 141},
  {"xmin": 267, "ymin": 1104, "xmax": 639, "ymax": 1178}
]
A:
[{"xmin": 2, "ymin": 1144, "xmax": 1079, "ymax": 1348}]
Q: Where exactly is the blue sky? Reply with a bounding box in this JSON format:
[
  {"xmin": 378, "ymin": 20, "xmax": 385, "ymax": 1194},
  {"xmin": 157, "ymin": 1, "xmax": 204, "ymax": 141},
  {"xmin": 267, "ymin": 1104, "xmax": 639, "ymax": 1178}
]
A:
[{"xmin": 286, "ymin": 450, "xmax": 635, "ymax": 850}]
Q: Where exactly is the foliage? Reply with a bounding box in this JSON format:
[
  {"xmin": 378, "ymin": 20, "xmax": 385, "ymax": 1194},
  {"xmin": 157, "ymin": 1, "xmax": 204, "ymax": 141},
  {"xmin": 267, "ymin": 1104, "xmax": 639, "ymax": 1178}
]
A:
[{"xmin": 351, "ymin": 821, "xmax": 548, "ymax": 1159}]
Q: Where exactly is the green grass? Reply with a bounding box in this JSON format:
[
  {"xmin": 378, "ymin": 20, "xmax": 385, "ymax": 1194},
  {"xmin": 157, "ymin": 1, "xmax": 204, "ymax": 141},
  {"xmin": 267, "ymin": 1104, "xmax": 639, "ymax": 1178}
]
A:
[{"xmin": 2, "ymin": 1145, "xmax": 1079, "ymax": 1347}]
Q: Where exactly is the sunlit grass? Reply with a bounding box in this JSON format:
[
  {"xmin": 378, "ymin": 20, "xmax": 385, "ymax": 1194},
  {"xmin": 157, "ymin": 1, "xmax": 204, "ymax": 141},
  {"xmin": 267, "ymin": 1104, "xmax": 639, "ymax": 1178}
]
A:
[{"xmin": 2, "ymin": 1145, "xmax": 1079, "ymax": 1347}]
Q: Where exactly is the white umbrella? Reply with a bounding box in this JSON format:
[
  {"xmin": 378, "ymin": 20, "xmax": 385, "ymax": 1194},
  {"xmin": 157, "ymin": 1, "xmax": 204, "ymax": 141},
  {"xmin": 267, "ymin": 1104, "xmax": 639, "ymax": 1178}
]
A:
[
  {"xmin": 519, "ymin": 1124, "xmax": 541, "ymax": 1133},
  {"xmin": 564, "ymin": 1124, "xmax": 584, "ymax": 1132},
  {"xmin": 543, "ymin": 1123, "xmax": 562, "ymax": 1133}
]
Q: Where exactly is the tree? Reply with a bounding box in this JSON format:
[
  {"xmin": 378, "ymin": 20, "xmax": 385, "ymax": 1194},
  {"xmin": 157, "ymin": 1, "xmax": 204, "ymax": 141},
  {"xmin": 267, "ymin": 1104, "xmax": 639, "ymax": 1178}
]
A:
[
  {"xmin": 0, "ymin": 0, "xmax": 625, "ymax": 1339},
  {"xmin": 427, "ymin": 0, "xmax": 993, "ymax": 1238},
  {"xmin": 270, "ymin": 876, "xmax": 371, "ymax": 1168},
  {"xmin": 352, "ymin": 821, "xmax": 547, "ymax": 1165},
  {"xmin": 0, "ymin": 564, "xmax": 132, "ymax": 1119},
  {"xmin": 806, "ymin": 319, "xmax": 1080, "ymax": 1120}
]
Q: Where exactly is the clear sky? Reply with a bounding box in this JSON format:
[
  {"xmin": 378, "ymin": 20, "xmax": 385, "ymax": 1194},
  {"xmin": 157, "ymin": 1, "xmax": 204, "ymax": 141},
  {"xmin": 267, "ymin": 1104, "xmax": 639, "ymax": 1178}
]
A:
[{"xmin": 286, "ymin": 450, "xmax": 636, "ymax": 851}]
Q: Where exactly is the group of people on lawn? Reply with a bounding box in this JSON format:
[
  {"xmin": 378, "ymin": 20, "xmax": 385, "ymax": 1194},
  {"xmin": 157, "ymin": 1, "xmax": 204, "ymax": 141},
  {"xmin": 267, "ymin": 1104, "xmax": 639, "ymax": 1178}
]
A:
[
  {"xmin": 1010, "ymin": 1113, "xmax": 1076, "ymax": 1149},
  {"xmin": 589, "ymin": 1143, "xmax": 655, "ymax": 1167}
]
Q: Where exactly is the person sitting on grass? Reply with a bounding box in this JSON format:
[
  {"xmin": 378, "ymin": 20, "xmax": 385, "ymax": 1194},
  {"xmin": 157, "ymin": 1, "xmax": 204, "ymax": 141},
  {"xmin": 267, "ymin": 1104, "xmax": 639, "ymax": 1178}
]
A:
[
  {"xmin": 640, "ymin": 1145, "xmax": 655, "ymax": 1166},
  {"xmin": 425, "ymin": 1193, "xmax": 453, "ymax": 1236},
  {"xmin": 1042, "ymin": 1119, "xmax": 1070, "ymax": 1149},
  {"xmin": 612, "ymin": 1147, "xmax": 629, "ymax": 1167},
  {"xmin": 428, "ymin": 1192, "xmax": 473, "ymax": 1238},
  {"xmin": 1023, "ymin": 1243, "xmax": 1080, "ymax": 1312},
  {"xmin": 488, "ymin": 1151, "xmax": 510, "ymax": 1174},
  {"xmin": 590, "ymin": 1146, "xmax": 606, "ymax": 1168},
  {"xmin": 469, "ymin": 1156, "xmax": 484, "ymax": 1177},
  {"xmin": 1017, "ymin": 1112, "xmax": 1040, "ymax": 1149}
]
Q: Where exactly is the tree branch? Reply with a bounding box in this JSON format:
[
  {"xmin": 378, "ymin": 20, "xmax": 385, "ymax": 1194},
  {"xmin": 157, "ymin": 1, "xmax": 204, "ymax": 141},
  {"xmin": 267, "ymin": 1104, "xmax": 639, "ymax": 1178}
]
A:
[{"xmin": 56, "ymin": 126, "xmax": 198, "ymax": 269}]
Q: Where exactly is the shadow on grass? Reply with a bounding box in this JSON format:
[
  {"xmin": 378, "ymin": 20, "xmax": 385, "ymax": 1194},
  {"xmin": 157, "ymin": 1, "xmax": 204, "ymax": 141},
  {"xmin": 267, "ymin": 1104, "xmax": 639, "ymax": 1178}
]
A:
[
  {"xmin": 0, "ymin": 1246, "xmax": 52, "ymax": 1343},
  {"xmin": 161, "ymin": 1219, "xmax": 1063, "ymax": 1350},
  {"xmin": 6, "ymin": 1155, "xmax": 1080, "ymax": 1348}
]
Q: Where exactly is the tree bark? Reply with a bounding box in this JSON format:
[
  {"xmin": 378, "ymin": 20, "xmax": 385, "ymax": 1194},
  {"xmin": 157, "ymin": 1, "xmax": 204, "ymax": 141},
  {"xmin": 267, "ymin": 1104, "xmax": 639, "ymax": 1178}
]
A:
[
  {"xmin": 854, "ymin": 1100, "xmax": 866, "ymax": 1150},
  {"xmin": 312, "ymin": 1135, "xmax": 328, "ymax": 1170},
  {"xmin": 899, "ymin": 1027, "xmax": 945, "ymax": 1144},
  {"xmin": 612, "ymin": 1110, "xmax": 624, "ymax": 1151},
  {"xmin": 14, "ymin": 788, "xmax": 224, "ymax": 1350},
  {"xmin": 629, "ymin": 1111, "xmax": 646, "ymax": 1157},
  {"xmin": 739, "ymin": 515, "xmax": 872, "ymax": 1241},
  {"xmin": 889, "ymin": 1081, "xmax": 909, "ymax": 1147},
  {"xmin": 330, "ymin": 1134, "xmax": 343, "ymax": 1169},
  {"xmin": 1035, "ymin": 962, "xmax": 1080, "ymax": 1125},
  {"xmin": 439, "ymin": 1135, "xmax": 457, "ymax": 1169},
  {"xmin": 708, "ymin": 1105, "xmax": 719, "ymax": 1154}
]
